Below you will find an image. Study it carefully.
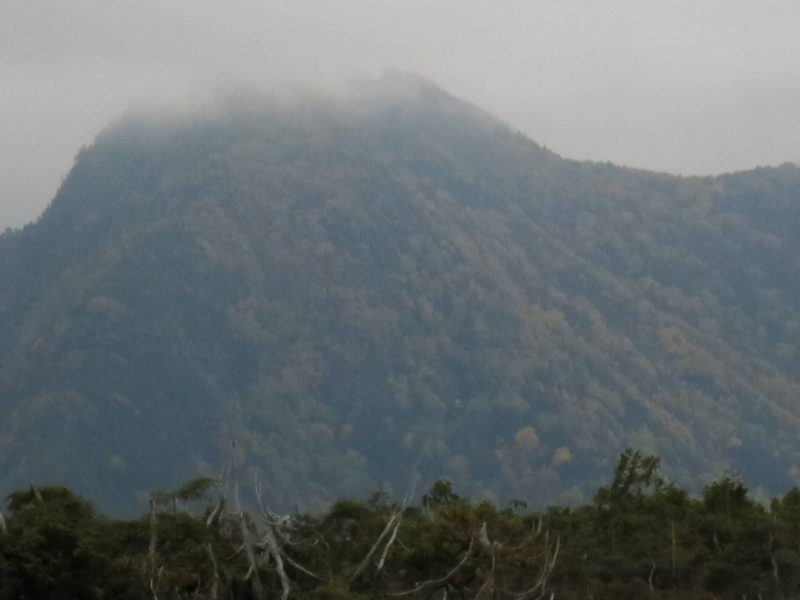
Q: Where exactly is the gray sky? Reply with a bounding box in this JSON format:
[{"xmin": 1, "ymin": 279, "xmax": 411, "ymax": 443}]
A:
[{"xmin": 2, "ymin": 1, "xmax": 800, "ymax": 229}]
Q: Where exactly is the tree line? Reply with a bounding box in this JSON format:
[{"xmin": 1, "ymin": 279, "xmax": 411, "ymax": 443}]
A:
[{"xmin": 3, "ymin": 450, "xmax": 800, "ymax": 599}]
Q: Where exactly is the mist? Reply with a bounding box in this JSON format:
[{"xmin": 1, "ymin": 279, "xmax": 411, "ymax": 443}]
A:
[{"xmin": 3, "ymin": 0, "xmax": 800, "ymax": 228}]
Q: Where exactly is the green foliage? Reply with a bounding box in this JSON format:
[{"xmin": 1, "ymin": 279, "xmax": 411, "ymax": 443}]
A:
[
  {"xmin": 1, "ymin": 486, "xmax": 122, "ymax": 598},
  {"xmin": 702, "ymin": 476, "xmax": 751, "ymax": 515},
  {"xmin": 594, "ymin": 448, "xmax": 664, "ymax": 510},
  {"xmin": 6, "ymin": 455, "xmax": 800, "ymax": 598},
  {"xmin": 175, "ymin": 477, "xmax": 217, "ymax": 501},
  {"xmin": 152, "ymin": 477, "xmax": 218, "ymax": 510},
  {"xmin": 327, "ymin": 499, "xmax": 375, "ymax": 521},
  {"xmin": 422, "ymin": 480, "xmax": 461, "ymax": 509}
]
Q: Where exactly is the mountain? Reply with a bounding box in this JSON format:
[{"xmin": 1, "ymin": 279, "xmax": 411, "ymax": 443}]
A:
[{"xmin": 2, "ymin": 72, "xmax": 800, "ymax": 512}]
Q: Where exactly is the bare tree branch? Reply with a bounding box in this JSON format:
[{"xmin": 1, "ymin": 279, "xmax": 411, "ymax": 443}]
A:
[
  {"xmin": 281, "ymin": 551, "xmax": 328, "ymax": 582},
  {"xmin": 147, "ymin": 497, "xmax": 158, "ymax": 583},
  {"xmin": 206, "ymin": 500, "xmax": 223, "ymax": 528},
  {"xmin": 377, "ymin": 516, "xmax": 403, "ymax": 572},
  {"xmin": 149, "ymin": 576, "xmax": 158, "ymax": 600},
  {"xmin": 207, "ymin": 543, "xmax": 220, "ymax": 600},
  {"xmin": 512, "ymin": 533, "xmax": 560, "ymax": 600},
  {"xmin": 350, "ymin": 511, "xmax": 401, "ymax": 584},
  {"xmin": 477, "ymin": 522, "xmax": 491, "ymax": 549},
  {"xmin": 376, "ymin": 481, "xmax": 416, "ymax": 573},
  {"xmin": 0, "ymin": 511, "xmax": 6, "ymax": 535},
  {"xmin": 769, "ymin": 534, "xmax": 780, "ymax": 586},
  {"xmin": 473, "ymin": 550, "xmax": 495, "ymax": 600},
  {"xmin": 264, "ymin": 527, "xmax": 292, "ymax": 600},
  {"xmin": 388, "ymin": 537, "xmax": 475, "ymax": 597},
  {"xmin": 235, "ymin": 474, "xmax": 264, "ymax": 600},
  {"xmin": 150, "ymin": 566, "xmax": 163, "ymax": 600},
  {"xmin": 29, "ymin": 482, "xmax": 43, "ymax": 503},
  {"xmin": 253, "ymin": 473, "xmax": 271, "ymax": 516},
  {"xmin": 252, "ymin": 472, "xmax": 334, "ymax": 600}
]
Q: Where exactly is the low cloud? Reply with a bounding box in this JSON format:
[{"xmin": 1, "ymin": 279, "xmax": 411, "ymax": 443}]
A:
[{"xmin": 2, "ymin": 1, "xmax": 800, "ymax": 228}]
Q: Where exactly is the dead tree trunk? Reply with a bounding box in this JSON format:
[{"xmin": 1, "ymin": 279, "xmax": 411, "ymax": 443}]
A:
[
  {"xmin": 235, "ymin": 476, "xmax": 264, "ymax": 600},
  {"xmin": 264, "ymin": 527, "xmax": 291, "ymax": 600},
  {"xmin": 388, "ymin": 538, "xmax": 475, "ymax": 597},
  {"xmin": 351, "ymin": 482, "xmax": 415, "ymax": 586},
  {"xmin": 207, "ymin": 543, "xmax": 220, "ymax": 600},
  {"xmin": 29, "ymin": 482, "xmax": 43, "ymax": 503},
  {"xmin": 147, "ymin": 496, "xmax": 159, "ymax": 598}
]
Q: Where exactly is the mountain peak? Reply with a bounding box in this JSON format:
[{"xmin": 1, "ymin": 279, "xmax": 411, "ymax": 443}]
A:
[{"xmin": 2, "ymin": 79, "xmax": 800, "ymax": 513}]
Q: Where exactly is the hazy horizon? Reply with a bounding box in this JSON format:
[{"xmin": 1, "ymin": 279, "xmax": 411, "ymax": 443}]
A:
[{"xmin": 3, "ymin": 1, "xmax": 800, "ymax": 229}]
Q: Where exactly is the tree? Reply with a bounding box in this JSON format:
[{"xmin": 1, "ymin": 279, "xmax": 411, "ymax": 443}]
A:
[
  {"xmin": 422, "ymin": 480, "xmax": 461, "ymax": 510},
  {"xmin": 151, "ymin": 476, "xmax": 218, "ymax": 514},
  {"xmin": 594, "ymin": 449, "xmax": 665, "ymax": 512}
]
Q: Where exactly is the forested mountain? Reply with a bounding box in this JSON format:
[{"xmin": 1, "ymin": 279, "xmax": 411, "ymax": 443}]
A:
[{"xmin": 2, "ymin": 72, "xmax": 800, "ymax": 512}]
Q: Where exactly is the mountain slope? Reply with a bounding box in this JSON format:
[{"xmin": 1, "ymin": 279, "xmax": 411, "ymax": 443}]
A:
[{"xmin": 2, "ymin": 73, "xmax": 800, "ymax": 511}]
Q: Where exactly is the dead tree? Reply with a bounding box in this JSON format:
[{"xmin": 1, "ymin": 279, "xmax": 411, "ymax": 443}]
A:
[
  {"xmin": 234, "ymin": 474, "xmax": 265, "ymax": 600},
  {"xmin": 147, "ymin": 495, "xmax": 158, "ymax": 596},
  {"xmin": 29, "ymin": 482, "xmax": 43, "ymax": 503},
  {"xmin": 207, "ymin": 543, "xmax": 220, "ymax": 600},
  {"xmin": 512, "ymin": 531, "xmax": 560, "ymax": 600},
  {"xmin": 350, "ymin": 510, "xmax": 403, "ymax": 584},
  {"xmin": 472, "ymin": 520, "xmax": 560, "ymax": 600},
  {"xmin": 350, "ymin": 482, "xmax": 416, "ymax": 586},
  {"xmin": 251, "ymin": 474, "xmax": 327, "ymax": 600}
]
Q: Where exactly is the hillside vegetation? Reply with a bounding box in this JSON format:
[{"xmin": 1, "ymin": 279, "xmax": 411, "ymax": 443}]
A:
[{"xmin": 2, "ymin": 73, "xmax": 800, "ymax": 510}]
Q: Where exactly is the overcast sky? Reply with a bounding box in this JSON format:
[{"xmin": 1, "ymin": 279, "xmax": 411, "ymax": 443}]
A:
[{"xmin": 2, "ymin": 1, "xmax": 800, "ymax": 229}]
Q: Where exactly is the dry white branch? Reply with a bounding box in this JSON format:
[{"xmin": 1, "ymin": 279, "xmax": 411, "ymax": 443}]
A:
[
  {"xmin": 235, "ymin": 475, "xmax": 264, "ymax": 600},
  {"xmin": 240, "ymin": 514, "xmax": 262, "ymax": 600},
  {"xmin": 474, "ymin": 550, "xmax": 496, "ymax": 600},
  {"xmin": 513, "ymin": 532, "xmax": 561, "ymax": 600},
  {"xmin": 30, "ymin": 482, "xmax": 43, "ymax": 503},
  {"xmin": 377, "ymin": 515, "xmax": 403, "ymax": 572},
  {"xmin": 147, "ymin": 497, "xmax": 158, "ymax": 581},
  {"xmin": 282, "ymin": 551, "xmax": 328, "ymax": 582},
  {"xmin": 423, "ymin": 497, "xmax": 435, "ymax": 522},
  {"xmin": 253, "ymin": 473, "xmax": 270, "ymax": 515},
  {"xmin": 376, "ymin": 482, "xmax": 416, "ymax": 573},
  {"xmin": 150, "ymin": 566, "xmax": 163, "ymax": 600},
  {"xmin": 149, "ymin": 577, "xmax": 158, "ymax": 600},
  {"xmin": 350, "ymin": 511, "xmax": 400, "ymax": 584},
  {"xmin": 388, "ymin": 537, "xmax": 475, "ymax": 597},
  {"xmin": 207, "ymin": 543, "xmax": 220, "ymax": 600},
  {"xmin": 264, "ymin": 527, "xmax": 292, "ymax": 600},
  {"xmin": 478, "ymin": 522, "xmax": 491, "ymax": 549},
  {"xmin": 206, "ymin": 500, "xmax": 223, "ymax": 528},
  {"xmin": 550, "ymin": 534, "xmax": 560, "ymax": 572},
  {"xmin": 0, "ymin": 511, "xmax": 7, "ymax": 534},
  {"xmin": 252, "ymin": 471, "xmax": 332, "ymax": 599}
]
